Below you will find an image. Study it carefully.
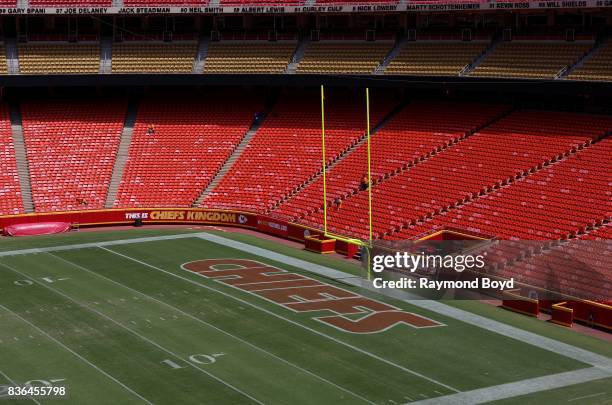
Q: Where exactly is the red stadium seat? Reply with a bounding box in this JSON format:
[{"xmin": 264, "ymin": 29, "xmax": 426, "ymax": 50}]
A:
[
  {"xmin": 0, "ymin": 104, "xmax": 24, "ymax": 216},
  {"xmin": 201, "ymin": 91, "xmax": 394, "ymax": 213},
  {"xmin": 21, "ymin": 100, "xmax": 127, "ymax": 213},
  {"xmin": 115, "ymin": 97, "xmax": 262, "ymax": 208},
  {"xmin": 394, "ymin": 112, "xmax": 612, "ymax": 239},
  {"xmin": 301, "ymin": 110, "xmax": 612, "ymax": 240},
  {"xmin": 271, "ymin": 101, "xmax": 509, "ymax": 221}
]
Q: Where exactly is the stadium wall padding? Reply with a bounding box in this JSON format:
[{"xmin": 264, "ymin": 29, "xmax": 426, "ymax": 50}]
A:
[
  {"xmin": 551, "ymin": 302, "xmax": 574, "ymax": 327},
  {"xmin": 501, "ymin": 289, "xmax": 539, "ymax": 317},
  {"xmin": 0, "ymin": 209, "xmax": 324, "ymax": 244}
]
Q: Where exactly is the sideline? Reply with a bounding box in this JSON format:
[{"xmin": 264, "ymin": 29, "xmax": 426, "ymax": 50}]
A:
[
  {"xmin": 411, "ymin": 367, "xmax": 610, "ymax": 404},
  {"xmin": 0, "ymin": 233, "xmax": 202, "ymax": 257}
]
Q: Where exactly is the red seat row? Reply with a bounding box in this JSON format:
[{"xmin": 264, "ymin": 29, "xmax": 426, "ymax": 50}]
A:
[
  {"xmin": 271, "ymin": 101, "xmax": 509, "ymax": 221},
  {"xmin": 21, "ymin": 100, "xmax": 127, "ymax": 213},
  {"xmin": 301, "ymin": 110, "xmax": 611, "ymax": 240},
  {"xmin": 202, "ymin": 91, "xmax": 393, "ymax": 212},
  {"xmin": 393, "ymin": 128, "xmax": 612, "ymax": 241},
  {"xmin": 496, "ymin": 226, "xmax": 611, "ymax": 300},
  {"xmin": 115, "ymin": 96, "xmax": 262, "ymax": 208},
  {"xmin": 0, "ymin": 104, "xmax": 23, "ymax": 216}
]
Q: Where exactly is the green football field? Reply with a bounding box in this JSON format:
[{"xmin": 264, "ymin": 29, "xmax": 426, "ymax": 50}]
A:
[{"xmin": 0, "ymin": 229, "xmax": 610, "ymax": 404}]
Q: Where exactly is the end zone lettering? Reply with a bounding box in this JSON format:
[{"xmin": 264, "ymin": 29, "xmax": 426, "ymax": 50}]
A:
[{"xmin": 183, "ymin": 259, "xmax": 444, "ymax": 333}]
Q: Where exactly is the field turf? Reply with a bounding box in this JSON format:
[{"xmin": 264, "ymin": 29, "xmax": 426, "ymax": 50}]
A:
[{"xmin": 0, "ymin": 229, "xmax": 610, "ymax": 404}]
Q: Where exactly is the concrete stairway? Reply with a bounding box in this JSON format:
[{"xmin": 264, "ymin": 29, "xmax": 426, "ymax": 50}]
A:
[
  {"xmin": 105, "ymin": 100, "xmax": 138, "ymax": 208},
  {"xmin": 374, "ymin": 36, "xmax": 406, "ymax": 74},
  {"xmin": 100, "ymin": 37, "xmax": 113, "ymax": 74},
  {"xmin": 192, "ymin": 109, "xmax": 270, "ymax": 207},
  {"xmin": 558, "ymin": 39, "xmax": 607, "ymax": 79},
  {"xmin": 461, "ymin": 38, "xmax": 501, "ymax": 76},
  {"xmin": 5, "ymin": 38, "xmax": 20, "ymax": 75},
  {"xmin": 193, "ymin": 36, "xmax": 210, "ymax": 73},
  {"xmin": 285, "ymin": 38, "xmax": 309, "ymax": 74},
  {"xmin": 9, "ymin": 103, "xmax": 34, "ymax": 213}
]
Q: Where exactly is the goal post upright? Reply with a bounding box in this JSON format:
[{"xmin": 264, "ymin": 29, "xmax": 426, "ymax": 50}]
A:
[
  {"xmin": 319, "ymin": 86, "xmax": 374, "ymax": 280},
  {"xmin": 320, "ymin": 84, "xmax": 328, "ymax": 235},
  {"xmin": 366, "ymin": 87, "xmax": 373, "ymax": 246},
  {"xmin": 366, "ymin": 87, "xmax": 373, "ymax": 280}
]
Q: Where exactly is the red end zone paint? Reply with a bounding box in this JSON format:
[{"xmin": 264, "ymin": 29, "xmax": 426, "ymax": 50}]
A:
[{"xmin": 183, "ymin": 259, "xmax": 443, "ymax": 333}]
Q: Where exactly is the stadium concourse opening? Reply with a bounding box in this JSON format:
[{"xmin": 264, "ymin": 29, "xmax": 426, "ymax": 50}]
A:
[{"xmin": 0, "ymin": 3, "xmax": 611, "ymax": 400}]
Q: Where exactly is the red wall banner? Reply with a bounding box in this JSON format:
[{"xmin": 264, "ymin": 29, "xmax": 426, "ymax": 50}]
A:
[
  {"xmin": 0, "ymin": 208, "xmax": 258, "ymax": 233},
  {"xmin": 256, "ymin": 215, "xmax": 323, "ymax": 243}
]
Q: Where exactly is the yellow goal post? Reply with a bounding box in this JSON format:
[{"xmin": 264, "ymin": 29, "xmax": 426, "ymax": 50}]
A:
[{"xmin": 320, "ymin": 85, "xmax": 374, "ymax": 278}]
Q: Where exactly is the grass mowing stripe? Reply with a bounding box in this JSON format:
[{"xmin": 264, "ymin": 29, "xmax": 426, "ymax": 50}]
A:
[
  {"xmin": 0, "ymin": 369, "xmax": 41, "ymax": 405},
  {"xmin": 48, "ymin": 252, "xmax": 376, "ymax": 405},
  {"xmin": 0, "ymin": 303, "xmax": 153, "ymax": 405},
  {"xmin": 0, "ymin": 261, "xmax": 264, "ymax": 405},
  {"xmin": 101, "ymin": 246, "xmax": 461, "ymax": 393}
]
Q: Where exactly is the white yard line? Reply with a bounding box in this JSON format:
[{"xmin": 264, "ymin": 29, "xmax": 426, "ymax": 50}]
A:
[
  {"xmin": 100, "ymin": 246, "xmax": 461, "ymax": 393},
  {"xmin": 0, "ymin": 304, "xmax": 152, "ymax": 405},
  {"xmin": 0, "ymin": 233, "xmax": 200, "ymax": 257},
  {"xmin": 411, "ymin": 367, "xmax": 610, "ymax": 405},
  {"xmin": 0, "ymin": 261, "xmax": 264, "ymax": 405},
  {"xmin": 48, "ymin": 252, "xmax": 375, "ymax": 405}
]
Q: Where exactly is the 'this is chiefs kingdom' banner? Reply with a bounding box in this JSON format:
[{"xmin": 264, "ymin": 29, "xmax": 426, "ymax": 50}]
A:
[{"xmin": 0, "ymin": 208, "xmax": 258, "ymax": 230}]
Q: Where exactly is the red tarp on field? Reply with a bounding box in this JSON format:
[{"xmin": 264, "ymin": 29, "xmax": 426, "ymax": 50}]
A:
[{"xmin": 4, "ymin": 222, "xmax": 71, "ymax": 236}]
